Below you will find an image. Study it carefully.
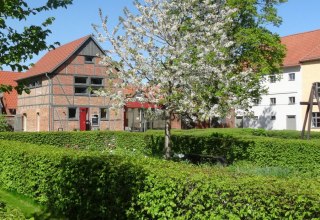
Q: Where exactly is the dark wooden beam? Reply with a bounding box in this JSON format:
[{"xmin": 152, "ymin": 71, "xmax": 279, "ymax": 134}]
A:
[{"xmin": 300, "ymin": 102, "xmax": 320, "ymax": 105}]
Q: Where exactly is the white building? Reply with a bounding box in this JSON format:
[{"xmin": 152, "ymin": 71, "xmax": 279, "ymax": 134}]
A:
[{"xmin": 236, "ymin": 29, "xmax": 320, "ymax": 131}]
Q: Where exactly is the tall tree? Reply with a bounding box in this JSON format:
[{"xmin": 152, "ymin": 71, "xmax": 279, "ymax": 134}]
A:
[
  {"xmin": 95, "ymin": 0, "xmax": 285, "ymax": 159},
  {"xmin": 225, "ymin": 0, "xmax": 286, "ymax": 112},
  {"xmin": 0, "ymin": 0, "xmax": 73, "ymax": 93}
]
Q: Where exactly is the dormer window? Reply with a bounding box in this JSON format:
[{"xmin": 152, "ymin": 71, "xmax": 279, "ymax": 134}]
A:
[{"xmin": 85, "ymin": 56, "xmax": 94, "ymax": 64}]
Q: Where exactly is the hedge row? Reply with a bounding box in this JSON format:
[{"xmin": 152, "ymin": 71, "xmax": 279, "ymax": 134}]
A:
[
  {"xmin": 0, "ymin": 140, "xmax": 145, "ymax": 219},
  {"xmin": 0, "ymin": 140, "xmax": 319, "ymax": 219},
  {"xmin": 145, "ymin": 130, "xmax": 320, "ymax": 175},
  {"xmin": 0, "ymin": 131, "xmax": 147, "ymax": 152},
  {"xmin": 0, "ymin": 129, "xmax": 319, "ymax": 175}
]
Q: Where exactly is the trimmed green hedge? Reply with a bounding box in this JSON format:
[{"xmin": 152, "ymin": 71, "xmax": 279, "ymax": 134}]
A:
[
  {"xmin": 0, "ymin": 140, "xmax": 146, "ymax": 219},
  {"xmin": 144, "ymin": 130, "xmax": 320, "ymax": 175},
  {"xmin": 0, "ymin": 140, "xmax": 319, "ymax": 219},
  {"xmin": 0, "ymin": 131, "xmax": 148, "ymax": 152},
  {"xmin": 0, "ymin": 129, "xmax": 320, "ymax": 175}
]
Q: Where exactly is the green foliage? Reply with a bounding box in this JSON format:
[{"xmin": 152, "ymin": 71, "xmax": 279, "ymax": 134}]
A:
[
  {"xmin": 128, "ymin": 165, "xmax": 320, "ymax": 219},
  {"xmin": 226, "ymin": 0, "xmax": 287, "ymax": 103},
  {"xmin": 0, "ymin": 129, "xmax": 319, "ymax": 176},
  {"xmin": 0, "ymin": 140, "xmax": 319, "ymax": 219},
  {"xmin": 0, "ymin": 200, "xmax": 26, "ymax": 220},
  {"xmin": 0, "ymin": 114, "xmax": 12, "ymax": 132},
  {"xmin": 0, "ymin": 0, "xmax": 72, "ymax": 93},
  {"xmin": 0, "ymin": 140, "xmax": 146, "ymax": 219},
  {"xmin": 0, "ymin": 188, "xmax": 49, "ymax": 219},
  {"xmin": 144, "ymin": 129, "xmax": 320, "ymax": 176},
  {"xmin": 0, "ymin": 130, "xmax": 148, "ymax": 153}
]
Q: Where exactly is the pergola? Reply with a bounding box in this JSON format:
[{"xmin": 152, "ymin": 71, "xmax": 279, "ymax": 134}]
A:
[{"xmin": 300, "ymin": 82, "xmax": 320, "ymax": 139}]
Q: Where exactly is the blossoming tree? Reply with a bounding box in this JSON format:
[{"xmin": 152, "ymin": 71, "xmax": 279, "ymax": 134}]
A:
[{"xmin": 94, "ymin": 0, "xmax": 279, "ymax": 159}]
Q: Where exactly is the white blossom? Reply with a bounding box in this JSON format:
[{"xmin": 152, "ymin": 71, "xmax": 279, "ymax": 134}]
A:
[{"xmin": 94, "ymin": 0, "xmax": 255, "ymax": 122}]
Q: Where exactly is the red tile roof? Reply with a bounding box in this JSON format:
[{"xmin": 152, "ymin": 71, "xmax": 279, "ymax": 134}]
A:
[
  {"xmin": 20, "ymin": 35, "xmax": 91, "ymax": 79},
  {"xmin": 0, "ymin": 71, "xmax": 23, "ymax": 109},
  {"xmin": 281, "ymin": 29, "xmax": 320, "ymax": 67}
]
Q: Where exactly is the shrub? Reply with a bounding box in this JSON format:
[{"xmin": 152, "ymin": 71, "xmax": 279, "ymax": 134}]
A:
[
  {"xmin": 0, "ymin": 140, "xmax": 147, "ymax": 219},
  {"xmin": 0, "ymin": 114, "xmax": 12, "ymax": 132},
  {"xmin": 0, "ymin": 129, "xmax": 319, "ymax": 175},
  {"xmin": 0, "ymin": 140, "xmax": 319, "ymax": 219}
]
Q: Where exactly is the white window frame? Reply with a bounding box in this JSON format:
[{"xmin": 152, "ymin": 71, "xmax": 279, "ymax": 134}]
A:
[{"xmin": 270, "ymin": 98, "xmax": 276, "ymax": 105}]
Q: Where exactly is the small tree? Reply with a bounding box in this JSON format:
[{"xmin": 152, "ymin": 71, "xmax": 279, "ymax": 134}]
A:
[{"xmin": 95, "ymin": 0, "xmax": 284, "ymax": 159}]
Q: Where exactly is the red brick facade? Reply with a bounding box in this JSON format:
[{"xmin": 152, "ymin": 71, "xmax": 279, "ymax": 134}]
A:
[{"xmin": 15, "ymin": 36, "xmax": 181, "ymax": 132}]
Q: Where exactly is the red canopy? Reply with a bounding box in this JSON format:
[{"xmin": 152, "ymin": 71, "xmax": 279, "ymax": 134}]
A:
[{"xmin": 125, "ymin": 101, "xmax": 162, "ymax": 109}]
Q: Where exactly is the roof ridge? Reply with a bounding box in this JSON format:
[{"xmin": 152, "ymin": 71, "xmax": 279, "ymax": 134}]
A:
[
  {"xmin": 54, "ymin": 34, "xmax": 91, "ymax": 50},
  {"xmin": 281, "ymin": 29, "xmax": 320, "ymax": 39},
  {"xmin": 47, "ymin": 35, "xmax": 91, "ymax": 73},
  {"xmin": 20, "ymin": 35, "xmax": 92, "ymax": 80}
]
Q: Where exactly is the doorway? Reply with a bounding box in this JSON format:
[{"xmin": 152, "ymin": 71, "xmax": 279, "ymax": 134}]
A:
[
  {"xmin": 286, "ymin": 115, "xmax": 296, "ymax": 130},
  {"xmin": 79, "ymin": 108, "xmax": 88, "ymax": 131}
]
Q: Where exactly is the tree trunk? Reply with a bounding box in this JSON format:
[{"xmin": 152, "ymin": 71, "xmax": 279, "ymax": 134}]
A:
[{"xmin": 164, "ymin": 110, "xmax": 172, "ymax": 159}]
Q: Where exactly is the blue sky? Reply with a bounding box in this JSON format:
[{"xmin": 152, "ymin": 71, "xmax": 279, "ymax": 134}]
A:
[{"xmin": 3, "ymin": 0, "xmax": 320, "ymax": 70}]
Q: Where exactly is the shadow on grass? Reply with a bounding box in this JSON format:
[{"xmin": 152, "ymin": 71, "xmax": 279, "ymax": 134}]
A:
[{"xmin": 0, "ymin": 188, "xmax": 65, "ymax": 219}]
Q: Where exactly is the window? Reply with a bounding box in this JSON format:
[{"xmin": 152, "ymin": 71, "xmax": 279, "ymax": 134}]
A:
[
  {"xmin": 270, "ymin": 98, "xmax": 276, "ymax": 105},
  {"xmin": 289, "ymin": 73, "xmax": 295, "ymax": 81},
  {"xmin": 85, "ymin": 56, "xmax": 94, "ymax": 64},
  {"xmin": 74, "ymin": 76, "xmax": 104, "ymax": 96},
  {"xmin": 91, "ymin": 78, "xmax": 103, "ymax": 85},
  {"xmin": 100, "ymin": 108, "xmax": 109, "ymax": 120},
  {"xmin": 312, "ymin": 112, "xmax": 320, "ymax": 128},
  {"xmin": 28, "ymin": 79, "xmax": 42, "ymax": 88},
  {"xmin": 271, "ymin": 115, "xmax": 276, "ymax": 120},
  {"xmin": 9, "ymin": 109, "xmax": 16, "ymax": 115},
  {"xmin": 75, "ymin": 77, "xmax": 88, "ymax": 84},
  {"xmin": 269, "ymin": 75, "xmax": 276, "ymax": 83},
  {"xmin": 316, "ymin": 82, "xmax": 320, "ymax": 98},
  {"xmin": 75, "ymin": 87, "xmax": 87, "ymax": 94},
  {"xmin": 68, "ymin": 108, "xmax": 77, "ymax": 119},
  {"xmin": 253, "ymin": 99, "xmax": 261, "ymax": 106},
  {"xmin": 289, "ymin": 97, "xmax": 295, "ymax": 104}
]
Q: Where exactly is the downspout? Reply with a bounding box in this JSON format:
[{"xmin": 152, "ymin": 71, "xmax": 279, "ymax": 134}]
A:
[{"xmin": 45, "ymin": 73, "xmax": 52, "ymax": 131}]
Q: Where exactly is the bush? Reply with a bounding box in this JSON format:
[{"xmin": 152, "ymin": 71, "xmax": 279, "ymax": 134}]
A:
[
  {"xmin": 144, "ymin": 130, "xmax": 320, "ymax": 175},
  {"xmin": 0, "ymin": 140, "xmax": 146, "ymax": 219},
  {"xmin": 0, "ymin": 131, "xmax": 148, "ymax": 153},
  {"xmin": 0, "ymin": 129, "xmax": 319, "ymax": 175},
  {"xmin": 128, "ymin": 165, "xmax": 320, "ymax": 219},
  {"xmin": 0, "ymin": 140, "xmax": 319, "ymax": 219},
  {"xmin": 0, "ymin": 114, "xmax": 12, "ymax": 132}
]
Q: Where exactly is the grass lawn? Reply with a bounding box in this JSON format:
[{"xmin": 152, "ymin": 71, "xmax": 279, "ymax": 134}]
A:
[{"xmin": 0, "ymin": 187, "xmax": 49, "ymax": 219}]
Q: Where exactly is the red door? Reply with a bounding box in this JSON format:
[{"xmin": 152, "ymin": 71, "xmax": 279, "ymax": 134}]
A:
[{"xmin": 79, "ymin": 108, "xmax": 88, "ymax": 131}]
